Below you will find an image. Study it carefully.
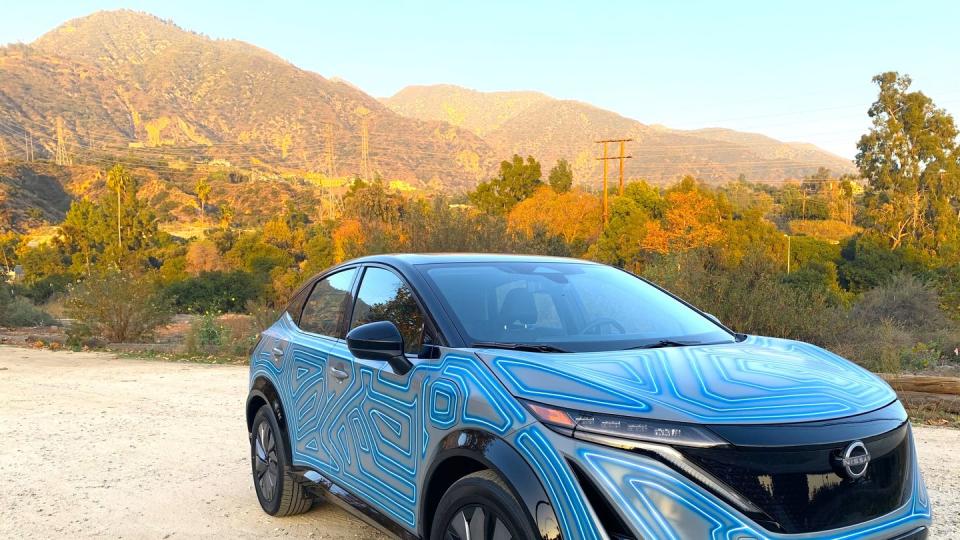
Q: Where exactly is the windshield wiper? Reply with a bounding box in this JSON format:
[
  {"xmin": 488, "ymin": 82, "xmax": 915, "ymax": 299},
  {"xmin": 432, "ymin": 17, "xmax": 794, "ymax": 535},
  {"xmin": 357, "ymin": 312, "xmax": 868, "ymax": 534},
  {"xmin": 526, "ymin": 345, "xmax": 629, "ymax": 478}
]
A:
[
  {"xmin": 470, "ymin": 341, "xmax": 571, "ymax": 353},
  {"xmin": 626, "ymin": 339, "xmax": 703, "ymax": 350}
]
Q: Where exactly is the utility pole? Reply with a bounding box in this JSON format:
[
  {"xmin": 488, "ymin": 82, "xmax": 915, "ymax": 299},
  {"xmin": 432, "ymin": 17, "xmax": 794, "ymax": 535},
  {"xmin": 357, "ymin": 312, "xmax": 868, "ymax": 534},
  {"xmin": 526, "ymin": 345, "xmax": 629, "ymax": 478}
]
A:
[
  {"xmin": 595, "ymin": 138, "xmax": 633, "ymax": 226},
  {"xmin": 360, "ymin": 116, "xmax": 370, "ymax": 181},
  {"xmin": 784, "ymin": 234, "xmax": 791, "ymax": 274}
]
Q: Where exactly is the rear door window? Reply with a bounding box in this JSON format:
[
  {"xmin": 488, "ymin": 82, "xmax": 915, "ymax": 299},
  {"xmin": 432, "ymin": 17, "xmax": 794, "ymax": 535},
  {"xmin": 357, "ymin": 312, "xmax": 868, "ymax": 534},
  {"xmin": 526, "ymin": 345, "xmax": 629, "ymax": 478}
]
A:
[{"xmin": 299, "ymin": 268, "xmax": 358, "ymax": 338}]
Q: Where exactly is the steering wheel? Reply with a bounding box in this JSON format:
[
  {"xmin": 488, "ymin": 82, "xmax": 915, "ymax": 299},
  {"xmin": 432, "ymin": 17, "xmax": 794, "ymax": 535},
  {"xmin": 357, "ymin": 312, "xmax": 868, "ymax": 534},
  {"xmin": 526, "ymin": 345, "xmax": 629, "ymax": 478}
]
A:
[{"xmin": 579, "ymin": 317, "xmax": 627, "ymax": 335}]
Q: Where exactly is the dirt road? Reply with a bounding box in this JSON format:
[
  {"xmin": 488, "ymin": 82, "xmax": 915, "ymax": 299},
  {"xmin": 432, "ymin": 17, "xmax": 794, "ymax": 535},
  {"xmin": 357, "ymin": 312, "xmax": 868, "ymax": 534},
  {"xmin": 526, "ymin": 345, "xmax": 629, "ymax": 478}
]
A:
[{"xmin": 1, "ymin": 347, "xmax": 957, "ymax": 539}]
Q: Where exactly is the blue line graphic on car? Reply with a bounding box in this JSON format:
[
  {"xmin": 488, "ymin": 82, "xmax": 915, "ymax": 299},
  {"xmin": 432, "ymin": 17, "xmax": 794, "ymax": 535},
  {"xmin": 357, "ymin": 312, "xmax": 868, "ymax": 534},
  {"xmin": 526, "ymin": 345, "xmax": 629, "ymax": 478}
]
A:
[{"xmin": 246, "ymin": 254, "xmax": 931, "ymax": 540}]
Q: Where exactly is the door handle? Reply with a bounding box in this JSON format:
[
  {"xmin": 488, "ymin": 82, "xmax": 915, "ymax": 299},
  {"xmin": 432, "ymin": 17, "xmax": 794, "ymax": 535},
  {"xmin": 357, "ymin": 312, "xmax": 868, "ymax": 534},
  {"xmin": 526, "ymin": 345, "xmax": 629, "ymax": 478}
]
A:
[
  {"xmin": 330, "ymin": 366, "xmax": 349, "ymax": 381},
  {"xmin": 272, "ymin": 346, "xmax": 285, "ymax": 357}
]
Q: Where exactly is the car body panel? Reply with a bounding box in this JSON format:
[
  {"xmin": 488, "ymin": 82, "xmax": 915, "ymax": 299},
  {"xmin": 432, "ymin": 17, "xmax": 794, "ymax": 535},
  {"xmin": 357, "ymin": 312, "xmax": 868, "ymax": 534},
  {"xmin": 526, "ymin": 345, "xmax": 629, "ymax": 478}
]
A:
[
  {"xmin": 563, "ymin": 429, "xmax": 930, "ymax": 540},
  {"xmin": 481, "ymin": 335, "xmax": 897, "ymax": 425},
  {"xmin": 248, "ymin": 254, "xmax": 931, "ymax": 539},
  {"xmin": 252, "ymin": 313, "xmax": 541, "ymax": 533}
]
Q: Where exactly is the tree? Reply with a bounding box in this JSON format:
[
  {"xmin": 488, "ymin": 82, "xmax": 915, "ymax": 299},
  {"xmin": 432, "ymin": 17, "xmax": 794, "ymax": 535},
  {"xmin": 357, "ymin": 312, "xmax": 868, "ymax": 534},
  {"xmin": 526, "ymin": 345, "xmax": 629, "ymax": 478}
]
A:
[
  {"xmin": 57, "ymin": 170, "xmax": 161, "ymax": 273},
  {"xmin": 185, "ymin": 240, "xmax": 226, "ymax": 275},
  {"xmin": 262, "ymin": 215, "xmax": 294, "ymax": 249},
  {"xmin": 302, "ymin": 233, "xmax": 335, "ymax": 276},
  {"xmin": 508, "ymin": 187, "xmax": 600, "ymax": 248},
  {"xmin": 195, "ymin": 177, "xmax": 212, "ymax": 225},
  {"xmin": 332, "ymin": 219, "xmax": 367, "ymax": 263},
  {"xmin": 106, "ymin": 164, "xmax": 131, "ymax": 253},
  {"xmin": 641, "ymin": 190, "xmax": 723, "ymax": 255},
  {"xmin": 65, "ymin": 270, "xmax": 173, "ymax": 343},
  {"xmin": 548, "ymin": 159, "xmax": 574, "ymax": 193},
  {"xmin": 856, "ymin": 72, "xmax": 960, "ymax": 257},
  {"xmin": 218, "ymin": 202, "xmax": 235, "ymax": 229},
  {"xmin": 468, "ymin": 155, "xmax": 543, "ymax": 215},
  {"xmin": 0, "ymin": 231, "xmax": 19, "ymax": 272}
]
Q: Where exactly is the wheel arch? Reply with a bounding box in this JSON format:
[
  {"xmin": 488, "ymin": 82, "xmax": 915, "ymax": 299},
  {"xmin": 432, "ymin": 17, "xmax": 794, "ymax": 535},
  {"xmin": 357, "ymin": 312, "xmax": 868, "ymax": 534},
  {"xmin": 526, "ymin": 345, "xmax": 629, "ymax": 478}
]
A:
[
  {"xmin": 419, "ymin": 429, "xmax": 562, "ymax": 540},
  {"xmin": 246, "ymin": 376, "xmax": 295, "ymax": 463}
]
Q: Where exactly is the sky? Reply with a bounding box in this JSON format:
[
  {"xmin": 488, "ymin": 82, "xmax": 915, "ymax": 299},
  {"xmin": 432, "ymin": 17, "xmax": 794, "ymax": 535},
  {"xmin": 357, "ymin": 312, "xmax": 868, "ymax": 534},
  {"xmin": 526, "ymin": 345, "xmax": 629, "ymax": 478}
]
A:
[{"xmin": 1, "ymin": 0, "xmax": 958, "ymax": 159}]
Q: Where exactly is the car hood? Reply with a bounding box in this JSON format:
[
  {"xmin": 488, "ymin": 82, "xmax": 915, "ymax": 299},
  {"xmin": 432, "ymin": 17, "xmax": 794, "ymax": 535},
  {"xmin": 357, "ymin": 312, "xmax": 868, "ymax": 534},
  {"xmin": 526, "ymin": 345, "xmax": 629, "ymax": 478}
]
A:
[{"xmin": 479, "ymin": 335, "xmax": 897, "ymax": 425}]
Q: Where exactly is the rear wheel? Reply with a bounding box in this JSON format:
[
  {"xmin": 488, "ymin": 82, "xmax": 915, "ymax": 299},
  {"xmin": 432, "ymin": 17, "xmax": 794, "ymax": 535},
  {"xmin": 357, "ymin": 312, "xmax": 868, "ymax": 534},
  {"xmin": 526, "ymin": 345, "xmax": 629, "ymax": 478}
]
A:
[
  {"xmin": 431, "ymin": 470, "xmax": 537, "ymax": 540},
  {"xmin": 250, "ymin": 404, "xmax": 312, "ymax": 516}
]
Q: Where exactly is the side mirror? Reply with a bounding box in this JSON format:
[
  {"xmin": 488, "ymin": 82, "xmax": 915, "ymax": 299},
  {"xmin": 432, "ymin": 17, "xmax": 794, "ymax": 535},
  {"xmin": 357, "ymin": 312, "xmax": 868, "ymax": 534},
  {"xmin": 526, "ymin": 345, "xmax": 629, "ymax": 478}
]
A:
[{"xmin": 346, "ymin": 321, "xmax": 413, "ymax": 375}]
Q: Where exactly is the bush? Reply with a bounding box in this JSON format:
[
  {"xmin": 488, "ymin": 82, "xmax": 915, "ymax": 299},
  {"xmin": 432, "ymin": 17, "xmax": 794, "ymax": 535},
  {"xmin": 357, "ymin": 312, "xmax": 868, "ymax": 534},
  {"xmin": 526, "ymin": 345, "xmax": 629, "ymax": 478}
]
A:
[
  {"xmin": 850, "ymin": 274, "xmax": 949, "ymax": 331},
  {"xmin": 0, "ymin": 285, "xmax": 55, "ymax": 327},
  {"xmin": 185, "ymin": 313, "xmax": 259, "ymax": 358},
  {"xmin": 829, "ymin": 274, "xmax": 960, "ymax": 372},
  {"xmin": 65, "ymin": 272, "xmax": 173, "ymax": 343},
  {"xmin": 643, "ymin": 250, "xmax": 840, "ymax": 346},
  {"xmin": 13, "ymin": 273, "xmax": 72, "ymax": 305},
  {"xmin": 828, "ymin": 319, "xmax": 915, "ymax": 373},
  {"xmin": 246, "ymin": 299, "xmax": 281, "ymax": 332},
  {"xmin": 185, "ymin": 313, "xmax": 228, "ymax": 354},
  {"xmin": 163, "ymin": 270, "xmax": 263, "ymax": 314}
]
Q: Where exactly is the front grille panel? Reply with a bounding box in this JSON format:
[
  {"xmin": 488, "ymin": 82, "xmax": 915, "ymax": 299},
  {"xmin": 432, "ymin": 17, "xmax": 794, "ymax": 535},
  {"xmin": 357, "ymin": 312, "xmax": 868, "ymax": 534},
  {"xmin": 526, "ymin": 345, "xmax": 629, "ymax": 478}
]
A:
[{"xmin": 682, "ymin": 423, "xmax": 912, "ymax": 534}]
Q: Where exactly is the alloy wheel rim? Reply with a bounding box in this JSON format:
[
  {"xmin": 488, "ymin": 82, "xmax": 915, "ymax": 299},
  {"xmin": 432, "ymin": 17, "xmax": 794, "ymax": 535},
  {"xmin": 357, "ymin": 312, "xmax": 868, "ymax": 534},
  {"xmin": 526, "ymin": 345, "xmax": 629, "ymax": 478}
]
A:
[
  {"xmin": 254, "ymin": 420, "xmax": 279, "ymax": 502},
  {"xmin": 444, "ymin": 504, "xmax": 513, "ymax": 540}
]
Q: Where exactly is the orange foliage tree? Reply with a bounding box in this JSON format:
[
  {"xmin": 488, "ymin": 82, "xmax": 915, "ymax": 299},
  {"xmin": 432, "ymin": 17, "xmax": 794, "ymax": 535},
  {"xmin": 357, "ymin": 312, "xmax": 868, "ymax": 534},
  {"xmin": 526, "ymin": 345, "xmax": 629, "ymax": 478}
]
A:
[
  {"xmin": 640, "ymin": 190, "xmax": 723, "ymax": 254},
  {"xmin": 184, "ymin": 239, "xmax": 226, "ymax": 275},
  {"xmin": 332, "ymin": 219, "xmax": 367, "ymax": 263},
  {"xmin": 507, "ymin": 187, "xmax": 602, "ymax": 247}
]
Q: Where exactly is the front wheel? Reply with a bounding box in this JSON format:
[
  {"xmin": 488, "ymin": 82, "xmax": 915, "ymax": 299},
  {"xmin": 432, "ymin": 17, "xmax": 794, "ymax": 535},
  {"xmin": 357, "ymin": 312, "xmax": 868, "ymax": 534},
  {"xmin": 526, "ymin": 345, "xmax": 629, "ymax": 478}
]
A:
[
  {"xmin": 250, "ymin": 404, "xmax": 312, "ymax": 516},
  {"xmin": 430, "ymin": 470, "xmax": 538, "ymax": 540}
]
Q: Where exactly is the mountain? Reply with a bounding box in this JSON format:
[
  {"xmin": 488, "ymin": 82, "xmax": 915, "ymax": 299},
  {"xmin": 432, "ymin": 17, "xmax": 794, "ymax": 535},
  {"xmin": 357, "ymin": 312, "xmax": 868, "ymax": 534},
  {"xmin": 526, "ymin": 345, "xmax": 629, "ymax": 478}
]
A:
[
  {"xmin": 0, "ymin": 9, "xmax": 857, "ymax": 233},
  {"xmin": 383, "ymin": 85, "xmax": 551, "ymax": 137},
  {"xmin": 0, "ymin": 10, "xmax": 495, "ymax": 192},
  {"xmin": 384, "ymin": 85, "xmax": 856, "ymax": 185}
]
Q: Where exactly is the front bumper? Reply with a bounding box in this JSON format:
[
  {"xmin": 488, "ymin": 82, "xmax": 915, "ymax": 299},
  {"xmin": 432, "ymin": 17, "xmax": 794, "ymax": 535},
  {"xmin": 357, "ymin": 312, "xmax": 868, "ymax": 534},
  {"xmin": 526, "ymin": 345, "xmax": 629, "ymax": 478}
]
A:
[{"xmin": 513, "ymin": 425, "xmax": 931, "ymax": 540}]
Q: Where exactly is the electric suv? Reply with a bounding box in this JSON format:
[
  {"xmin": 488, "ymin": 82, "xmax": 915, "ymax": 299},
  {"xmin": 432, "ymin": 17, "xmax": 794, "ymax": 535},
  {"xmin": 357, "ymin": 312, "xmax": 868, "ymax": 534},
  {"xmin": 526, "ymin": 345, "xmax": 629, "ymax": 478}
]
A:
[{"xmin": 246, "ymin": 254, "xmax": 930, "ymax": 539}]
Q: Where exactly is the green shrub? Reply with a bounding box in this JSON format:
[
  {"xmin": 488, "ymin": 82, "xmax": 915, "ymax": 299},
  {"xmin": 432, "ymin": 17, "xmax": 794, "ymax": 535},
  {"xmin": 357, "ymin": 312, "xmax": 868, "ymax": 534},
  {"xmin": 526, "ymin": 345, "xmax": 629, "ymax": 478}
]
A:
[
  {"xmin": 163, "ymin": 270, "xmax": 263, "ymax": 313},
  {"xmin": 850, "ymin": 274, "xmax": 949, "ymax": 331},
  {"xmin": 13, "ymin": 273, "xmax": 73, "ymax": 305},
  {"xmin": 246, "ymin": 299, "xmax": 281, "ymax": 332},
  {"xmin": 65, "ymin": 271, "xmax": 173, "ymax": 343},
  {"xmin": 185, "ymin": 313, "xmax": 227, "ymax": 354},
  {"xmin": 0, "ymin": 288, "xmax": 55, "ymax": 327},
  {"xmin": 643, "ymin": 250, "xmax": 840, "ymax": 346},
  {"xmin": 828, "ymin": 319, "xmax": 914, "ymax": 373},
  {"xmin": 185, "ymin": 313, "xmax": 259, "ymax": 358},
  {"xmin": 828, "ymin": 275, "xmax": 960, "ymax": 372}
]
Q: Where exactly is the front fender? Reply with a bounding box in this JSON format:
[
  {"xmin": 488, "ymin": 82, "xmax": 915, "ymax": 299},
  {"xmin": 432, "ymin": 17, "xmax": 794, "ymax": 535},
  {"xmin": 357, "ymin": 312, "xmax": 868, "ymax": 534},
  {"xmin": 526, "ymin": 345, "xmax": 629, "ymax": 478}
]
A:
[{"xmin": 420, "ymin": 429, "xmax": 562, "ymax": 540}]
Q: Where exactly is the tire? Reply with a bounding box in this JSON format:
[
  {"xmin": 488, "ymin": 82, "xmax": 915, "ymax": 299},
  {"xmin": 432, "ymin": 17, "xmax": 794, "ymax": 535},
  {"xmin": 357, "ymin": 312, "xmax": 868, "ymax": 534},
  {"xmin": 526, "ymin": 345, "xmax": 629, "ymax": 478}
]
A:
[
  {"xmin": 430, "ymin": 469, "xmax": 538, "ymax": 540},
  {"xmin": 250, "ymin": 404, "xmax": 312, "ymax": 516}
]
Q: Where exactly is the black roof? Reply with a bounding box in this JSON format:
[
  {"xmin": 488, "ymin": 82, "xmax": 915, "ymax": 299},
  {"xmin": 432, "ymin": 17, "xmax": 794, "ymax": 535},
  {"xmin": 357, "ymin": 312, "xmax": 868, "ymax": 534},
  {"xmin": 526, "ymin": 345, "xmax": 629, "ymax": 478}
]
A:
[{"xmin": 346, "ymin": 253, "xmax": 600, "ymax": 267}]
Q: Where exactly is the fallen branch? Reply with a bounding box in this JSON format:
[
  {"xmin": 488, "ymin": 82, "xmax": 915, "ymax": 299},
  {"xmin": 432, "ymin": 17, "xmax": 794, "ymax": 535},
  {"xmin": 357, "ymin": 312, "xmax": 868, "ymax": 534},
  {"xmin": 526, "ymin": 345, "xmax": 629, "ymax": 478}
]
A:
[
  {"xmin": 880, "ymin": 374, "xmax": 960, "ymax": 396},
  {"xmin": 896, "ymin": 391, "xmax": 960, "ymax": 416}
]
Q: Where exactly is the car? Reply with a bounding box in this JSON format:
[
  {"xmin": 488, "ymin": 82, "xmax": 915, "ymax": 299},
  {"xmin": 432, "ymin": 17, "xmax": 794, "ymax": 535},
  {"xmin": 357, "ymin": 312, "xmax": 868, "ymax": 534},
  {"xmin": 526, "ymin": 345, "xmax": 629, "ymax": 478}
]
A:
[{"xmin": 246, "ymin": 253, "xmax": 931, "ymax": 540}]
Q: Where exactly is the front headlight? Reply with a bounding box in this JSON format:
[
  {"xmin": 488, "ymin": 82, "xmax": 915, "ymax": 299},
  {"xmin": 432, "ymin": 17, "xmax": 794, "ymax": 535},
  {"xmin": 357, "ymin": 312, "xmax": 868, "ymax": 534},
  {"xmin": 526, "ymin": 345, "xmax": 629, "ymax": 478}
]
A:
[
  {"xmin": 521, "ymin": 399, "xmax": 764, "ymax": 515},
  {"xmin": 521, "ymin": 400, "xmax": 727, "ymax": 448}
]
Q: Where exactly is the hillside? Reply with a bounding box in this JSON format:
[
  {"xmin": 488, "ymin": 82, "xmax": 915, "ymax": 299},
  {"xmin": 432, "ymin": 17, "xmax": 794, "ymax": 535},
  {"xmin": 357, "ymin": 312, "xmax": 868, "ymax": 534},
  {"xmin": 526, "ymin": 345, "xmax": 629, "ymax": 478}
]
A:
[
  {"xmin": 0, "ymin": 10, "xmax": 495, "ymax": 192},
  {"xmin": 385, "ymin": 85, "xmax": 856, "ymax": 185},
  {"xmin": 383, "ymin": 85, "xmax": 551, "ymax": 137},
  {"xmin": 0, "ymin": 9, "xmax": 859, "ymax": 232}
]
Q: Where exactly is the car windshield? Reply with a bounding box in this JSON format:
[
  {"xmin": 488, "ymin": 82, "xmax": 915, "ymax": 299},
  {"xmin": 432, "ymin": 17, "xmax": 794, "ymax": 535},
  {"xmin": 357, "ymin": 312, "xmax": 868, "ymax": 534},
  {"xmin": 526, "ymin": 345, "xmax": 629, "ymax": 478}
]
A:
[{"xmin": 420, "ymin": 261, "xmax": 735, "ymax": 353}]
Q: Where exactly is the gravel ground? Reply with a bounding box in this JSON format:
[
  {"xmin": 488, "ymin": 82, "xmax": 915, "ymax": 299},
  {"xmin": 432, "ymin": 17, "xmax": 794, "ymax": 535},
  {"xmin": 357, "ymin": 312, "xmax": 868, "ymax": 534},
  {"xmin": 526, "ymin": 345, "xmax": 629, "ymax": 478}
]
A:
[{"xmin": 1, "ymin": 346, "xmax": 957, "ymax": 539}]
